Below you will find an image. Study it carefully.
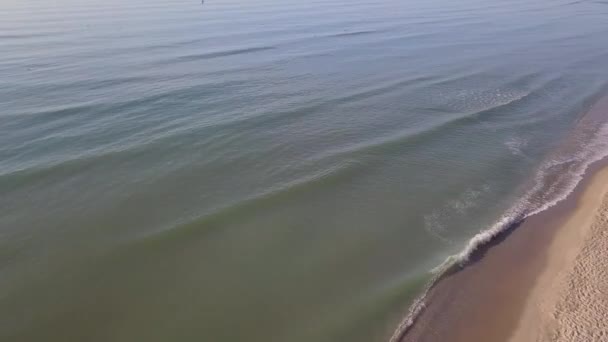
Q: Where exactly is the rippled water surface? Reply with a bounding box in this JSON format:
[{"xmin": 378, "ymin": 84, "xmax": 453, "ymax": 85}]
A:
[{"xmin": 2, "ymin": 0, "xmax": 608, "ymax": 341}]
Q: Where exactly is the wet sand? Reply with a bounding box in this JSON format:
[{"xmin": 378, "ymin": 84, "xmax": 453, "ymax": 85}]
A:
[{"xmin": 396, "ymin": 161, "xmax": 608, "ymax": 342}]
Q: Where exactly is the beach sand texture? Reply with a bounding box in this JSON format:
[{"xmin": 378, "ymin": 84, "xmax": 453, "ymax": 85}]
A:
[{"xmin": 510, "ymin": 167, "xmax": 608, "ymax": 342}]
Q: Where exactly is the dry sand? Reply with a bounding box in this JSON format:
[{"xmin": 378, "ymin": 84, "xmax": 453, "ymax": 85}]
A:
[{"xmin": 508, "ymin": 166, "xmax": 608, "ymax": 342}]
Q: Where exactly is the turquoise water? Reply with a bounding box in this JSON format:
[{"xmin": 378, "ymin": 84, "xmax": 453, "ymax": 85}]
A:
[{"xmin": 2, "ymin": 0, "xmax": 608, "ymax": 341}]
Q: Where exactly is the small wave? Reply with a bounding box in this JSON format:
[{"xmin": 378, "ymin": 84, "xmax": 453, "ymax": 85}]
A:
[
  {"xmin": 314, "ymin": 87, "xmax": 535, "ymax": 161},
  {"xmin": 328, "ymin": 30, "xmax": 378, "ymax": 38},
  {"xmin": 562, "ymin": 0, "xmax": 590, "ymax": 6},
  {"xmin": 183, "ymin": 74, "xmax": 437, "ymax": 138},
  {"xmin": 128, "ymin": 159, "xmax": 364, "ymax": 246},
  {"xmin": 176, "ymin": 46, "xmax": 275, "ymax": 62},
  {"xmin": 312, "ymin": 105, "xmax": 517, "ymax": 164},
  {"xmin": 0, "ymin": 32, "xmax": 54, "ymax": 39}
]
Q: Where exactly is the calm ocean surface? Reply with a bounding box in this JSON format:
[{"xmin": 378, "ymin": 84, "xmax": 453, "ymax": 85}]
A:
[{"xmin": 2, "ymin": 0, "xmax": 608, "ymax": 341}]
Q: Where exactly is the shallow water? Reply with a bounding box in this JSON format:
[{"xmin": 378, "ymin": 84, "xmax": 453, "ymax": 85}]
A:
[{"xmin": 2, "ymin": 0, "xmax": 608, "ymax": 341}]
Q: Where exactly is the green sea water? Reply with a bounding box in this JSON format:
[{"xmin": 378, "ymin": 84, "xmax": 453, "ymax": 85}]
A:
[{"xmin": 2, "ymin": 0, "xmax": 608, "ymax": 341}]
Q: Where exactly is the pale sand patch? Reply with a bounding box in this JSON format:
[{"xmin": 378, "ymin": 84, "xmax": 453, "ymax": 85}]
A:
[{"xmin": 509, "ymin": 167, "xmax": 608, "ymax": 342}]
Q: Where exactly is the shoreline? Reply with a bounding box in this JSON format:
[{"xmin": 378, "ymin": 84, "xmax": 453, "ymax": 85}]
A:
[
  {"xmin": 390, "ymin": 94, "xmax": 608, "ymax": 342},
  {"xmin": 394, "ymin": 148, "xmax": 608, "ymax": 341},
  {"xmin": 508, "ymin": 159, "xmax": 608, "ymax": 341}
]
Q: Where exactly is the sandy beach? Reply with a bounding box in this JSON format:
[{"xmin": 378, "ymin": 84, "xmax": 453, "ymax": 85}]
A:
[
  {"xmin": 397, "ymin": 161, "xmax": 608, "ymax": 342},
  {"xmin": 509, "ymin": 166, "xmax": 608, "ymax": 341}
]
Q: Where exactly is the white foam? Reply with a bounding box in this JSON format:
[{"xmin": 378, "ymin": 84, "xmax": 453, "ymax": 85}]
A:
[
  {"xmin": 505, "ymin": 136, "xmax": 529, "ymax": 156},
  {"xmin": 460, "ymin": 120, "xmax": 608, "ymax": 263},
  {"xmin": 423, "ymin": 186, "xmax": 490, "ymax": 245}
]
